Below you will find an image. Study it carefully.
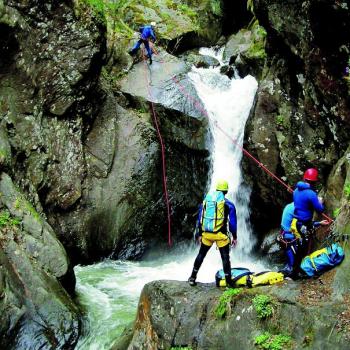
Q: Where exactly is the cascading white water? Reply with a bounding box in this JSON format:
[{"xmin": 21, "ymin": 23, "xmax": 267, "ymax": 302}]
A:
[
  {"xmin": 188, "ymin": 47, "xmax": 258, "ymax": 261},
  {"xmin": 75, "ymin": 48, "xmax": 267, "ymax": 350}
]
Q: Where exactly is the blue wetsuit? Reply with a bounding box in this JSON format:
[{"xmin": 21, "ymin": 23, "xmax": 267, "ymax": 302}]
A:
[
  {"xmin": 130, "ymin": 25, "xmax": 156, "ymax": 59},
  {"xmin": 293, "ymin": 181, "xmax": 324, "ymax": 223},
  {"xmin": 280, "ymin": 203, "xmax": 297, "ymax": 270}
]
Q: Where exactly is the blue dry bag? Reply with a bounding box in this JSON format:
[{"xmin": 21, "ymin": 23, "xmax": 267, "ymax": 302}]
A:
[{"xmin": 300, "ymin": 243, "xmax": 345, "ymax": 277}]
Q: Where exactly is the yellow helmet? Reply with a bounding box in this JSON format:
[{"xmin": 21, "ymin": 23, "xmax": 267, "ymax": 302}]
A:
[{"xmin": 216, "ymin": 179, "xmax": 229, "ymax": 192}]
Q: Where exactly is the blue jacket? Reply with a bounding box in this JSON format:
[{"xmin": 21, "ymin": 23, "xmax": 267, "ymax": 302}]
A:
[
  {"xmin": 196, "ymin": 195, "xmax": 237, "ymax": 239},
  {"xmin": 139, "ymin": 25, "xmax": 156, "ymax": 41},
  {"xmin": 293, "ymin": 181, "xmax": 324, "ymax": 222},
  {"xmin": 281, "ymin": 202, "xmax": 294, "ymax": 233}
]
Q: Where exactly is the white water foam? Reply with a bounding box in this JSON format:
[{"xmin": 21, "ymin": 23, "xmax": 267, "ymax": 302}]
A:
[{"xmin": 75, "ymin": 47, "xmax": 267, "ymax": 349}]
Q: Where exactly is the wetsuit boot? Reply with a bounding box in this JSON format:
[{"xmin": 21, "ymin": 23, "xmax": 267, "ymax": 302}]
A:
[{"xmin": 188, "ymin": 269, "xmax": 198, "ymax": 286}]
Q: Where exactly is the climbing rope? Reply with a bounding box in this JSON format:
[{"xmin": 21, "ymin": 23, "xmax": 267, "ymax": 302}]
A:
[
  {"xmin": 141, "ymin": 48, "xmax": 172, "ymax": 247},
  {"xmin": 142, "ymin": 42, "xmax": 334, "ymax": 245}
]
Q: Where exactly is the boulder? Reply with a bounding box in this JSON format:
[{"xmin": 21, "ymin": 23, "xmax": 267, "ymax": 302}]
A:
[
  {"xmin": 0, "ymin": 173, "xmax": 81, "ymax": 349},
  {"xmin": 128, "ymin": 251, "xmax": 350, "ymax": 349}
]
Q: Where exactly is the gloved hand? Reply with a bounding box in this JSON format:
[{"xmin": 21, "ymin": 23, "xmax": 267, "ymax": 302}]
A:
[{"xmin": 231, "ymin": 239, "xmax": 237, "ymax": 247}]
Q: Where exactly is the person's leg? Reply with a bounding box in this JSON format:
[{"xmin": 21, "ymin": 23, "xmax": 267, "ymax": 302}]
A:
[
  {"xmin": 143, "ymin": 40, "xmax": 152, "ymax": 63},
  {"xmin": 219, "ymin": 243, "xmax": 234, "ymax": 287},
  {"xmin": 129, "ymin": 39, "xmax": 142, "ymax": 55},
  {"xmin": 188, "ymin": 242, "xmax": 211, "ymax": 286}
]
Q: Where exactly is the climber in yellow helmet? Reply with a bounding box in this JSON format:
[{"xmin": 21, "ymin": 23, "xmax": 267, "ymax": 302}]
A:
[{"xmin": 188, "ymin": 179, "xmax": 238, "ymax": 287}]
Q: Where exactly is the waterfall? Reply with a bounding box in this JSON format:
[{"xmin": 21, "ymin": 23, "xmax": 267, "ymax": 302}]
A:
[
  {"xmin": 188, "ymin": 47, "xmax": 258, "ymax": 262},
  {"xmin": 75, "ymin": 48, "xmax": 267, "ymax": 350}
]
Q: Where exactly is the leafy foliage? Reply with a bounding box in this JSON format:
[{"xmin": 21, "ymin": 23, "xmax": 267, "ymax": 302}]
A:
[
  {"xmin": 215, "ymin": 288, "xmax": 242, "ymax": 319},
  {"xmin": 170, "ymin": 347, "xmax": 193, "ymax": 350},
  {"xmin": 254, "ymin": 332, "xmax": 292, "ymax": 350},
  {"xmin": 344, "ymin": 182, "xmax": 350, "ymax": 199},
  {"xmin": 252, "ymin": 294, "xmax": 274, "ymax": 319},
  {"xmin": 0, "ymin": 210, "xmax": 20, "ymax": 229}
]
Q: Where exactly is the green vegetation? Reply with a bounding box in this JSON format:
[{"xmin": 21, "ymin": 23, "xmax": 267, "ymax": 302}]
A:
[
  {"xmin": 0, "ymin": 210, "xmax": 20, "ymax": 229},
  {"xmin": 246, "ymin": 20, "xmax": 267, "ymax": 60},
  {"xmin": 333, "ymin": 207, "xmax": 341, "ymax": 218},
  {"xmin": 170, "ymin": 347, "xmax": 193, "ymax": 350},
  {"xmin": 210, "ymin": 0, "xmax": 222, "ymax": 16},
  {"xmin": 215, "ymin": 288, "xmax": 242, "ymax": 319},
  {"xmin": 275, "ymin": 115, "xmax": 285, "ymax": 127},
  {"xmin": 78, "ymin": 0, "xmax": 134, "ymax": 39},
  {"xmin": 344, "ymin": 182, "xmax": 350, "ymax": 199},
  {"xmin": 247, "ymin": 0, "xmax": 254, "ymax": 14},
  {"xmin": 252, "ymin": 294, "xmax": 274, "ymax": 319},
  {"xmin": 14, "ymin": 197, "xmax": 41, "ymax": 221},
  {"xmin": 254, "ymin": 332, "xmax": 292, "ymax": 350}
]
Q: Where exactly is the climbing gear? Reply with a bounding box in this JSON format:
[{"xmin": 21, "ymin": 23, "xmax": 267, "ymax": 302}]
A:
[
  {"xmin": 141, "ymin": 48, "xmax": 172, "ymax": 246},
  {"xmin": 300, "ymin": 243, "xmax": 345, "ymax": 277},
  {"xmin": 200, "ymin": 191, "xmax": 226, "ymax": 233},
  {"xmin": 246, "ymin": 271, "xmax": 285, "ymax": 287},
  {"xmin": 201, "ymin": 232, "xmax": 230, "ymax": 248},
  {"xmin": 303, "ymin": 168, "xmax": 319, "ymax": 182},
  {"xmin": 290, "ymin": 218, "xmax": 302, "ymax": 239},
  {"xmin": 216, "ymin": 179, "xmax": 229, "ymax": 192},
  {"xmin": 215, "ymin": 267, "xmax": 252, "ymax": 287}
]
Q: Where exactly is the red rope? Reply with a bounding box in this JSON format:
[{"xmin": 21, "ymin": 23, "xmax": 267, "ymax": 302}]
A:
[
  {"xmin": 141, "ymin": 47, "xmax": 172, "ymax": 246},
  {"xmin": 149, "ymin": 43, "xmax": 333, "ymax": 223}
]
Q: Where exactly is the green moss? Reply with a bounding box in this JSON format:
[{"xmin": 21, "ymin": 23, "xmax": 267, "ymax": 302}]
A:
[
  {"xmin": 254, "ymin": 332, "xmax": 292, "ymax": 350},
  {"xmin": 246, "ymin": 20, "xmax": 267, "ymax": 60},
  {"xmin": 333, "ymin": 207, "xmax": 341, "ymax": 218},
  {"xmin": 252, "ymin": 294, "xmax": 274, "ymax": 319},
  {"xmin": 215, "ymin": 288, "xmax": 242, "ymax": 319},
  {"xmin": 275, "ymin": 115, "xmax": 285, "ymax": 127},
  {"xmin": 344, "ymin": 182, "xmax": 350, "ymax": 199},
  {"xmin": 170, "ymin": 347, "xmax": 193, "ymax": 350},
  {"xmin": 0, "ymin": 210, "xmax": 20, "ymax": 228},
  {"xmin": 14, "ymin": 197, "xmax": 41, "ymax": 222}
]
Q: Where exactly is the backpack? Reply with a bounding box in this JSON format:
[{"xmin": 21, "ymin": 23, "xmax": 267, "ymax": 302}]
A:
[
  {"xmin": 200, "ymin": 191, "xmax": 226, "ymax": 233},
  {"xmin": 215, "ymin": 267, "xmax": 253, "ymax": 287},
  {"xmin": 246, "ymin": 271, "xmax": 284, "ymax": 288},
  {"xmin": 300, "ymin": 243, "xmax": 345, "ymax": 277}
]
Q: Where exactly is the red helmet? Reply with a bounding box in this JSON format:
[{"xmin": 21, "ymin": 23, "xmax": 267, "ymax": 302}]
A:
[{"xmin": 303, "ymin": 168, "xmax": 318, "ymax": 182}]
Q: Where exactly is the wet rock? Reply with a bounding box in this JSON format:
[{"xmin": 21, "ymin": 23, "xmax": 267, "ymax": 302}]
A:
[
  {"xmin": 244, "ymin": 1, "xmax": 350, "ymax": 234},
  {"xmin": 129, "ymin": 253, "xmax": 350, "ymax": 349},
  {"xmin": 180, "ymin": 49, "xmax": 220, "ymax": 69},
  {"xmin": 0, "ymin": 173, "xmax": 81, "ymax": 349}
]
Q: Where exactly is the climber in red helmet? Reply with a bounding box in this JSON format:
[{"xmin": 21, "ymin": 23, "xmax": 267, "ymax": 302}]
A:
[{"xmin": 289, "ymin": 168, "xmax": 329, "ymax": 277}]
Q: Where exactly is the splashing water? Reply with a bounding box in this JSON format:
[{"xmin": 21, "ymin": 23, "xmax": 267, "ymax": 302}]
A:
[{"xmin": 75, "ymin": 48, "xmax": 266, "ymax": 350}]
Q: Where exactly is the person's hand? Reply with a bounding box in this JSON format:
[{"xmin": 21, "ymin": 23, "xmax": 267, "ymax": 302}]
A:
[
  {"xmin": 320, "ymin": 220, "xmax": 330, "ymax": 226},
  {"xmin": 318, "ymin": 196, "xmax": 324, "ymax": 204},
  {"xmin": 197, "ymin": 236, "xmax": 202, "ymax": 245},
  {"xmin": 231, "ymin": 239, "xmax": 237, "ymax": 247}
]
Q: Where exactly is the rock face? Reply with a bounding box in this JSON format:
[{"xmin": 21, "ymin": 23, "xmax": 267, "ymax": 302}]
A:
[
  {"xmin": 0, "ymin": 173, "xmax": 81, "ymax": 349},
  {"xmin": 242, "ymin": 0, "xmax": 350, "ymax": 235},
  {"xmin": 128, "ymin": 251, "xmax": 350, "ymax": 349}
]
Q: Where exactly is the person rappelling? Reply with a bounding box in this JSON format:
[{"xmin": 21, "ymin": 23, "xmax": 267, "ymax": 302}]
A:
[
  {"xmin": 128, "ymin": 22, "xmax": 157, "ymax": 65},
  {"xmin": 188, "ymin": 179, "xmax": 238, "ymax": 287}
]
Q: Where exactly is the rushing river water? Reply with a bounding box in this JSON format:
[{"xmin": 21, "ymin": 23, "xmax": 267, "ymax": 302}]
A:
[{"xmin": 75, "ymin": 48, "xmax": 263, "ymax": 349}]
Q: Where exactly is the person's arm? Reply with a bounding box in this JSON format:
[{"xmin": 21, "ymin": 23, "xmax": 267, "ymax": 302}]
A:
[
  {"xmin": 195, "ymin": 204, "xmax": 203, "ymax": 242},
  {"xmin": 226, "ymin": 200, "xmax": 237, "ymax": 240},
  {"xmin": 310, "ymin": 191, "xmax": 324, "ymax": 213},
  {"xmin": 150, "ymin": 28, "xmax": 156, "ymax": 42}
]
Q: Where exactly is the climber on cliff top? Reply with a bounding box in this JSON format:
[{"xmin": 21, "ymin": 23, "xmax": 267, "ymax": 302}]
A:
[
  {"xmin": 128, "ymin": 22, "xmax": 156, "ymax": 65},
  {"xmin": 188, "ymin": 179, "xmax": 237, "ymax": 288}
]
